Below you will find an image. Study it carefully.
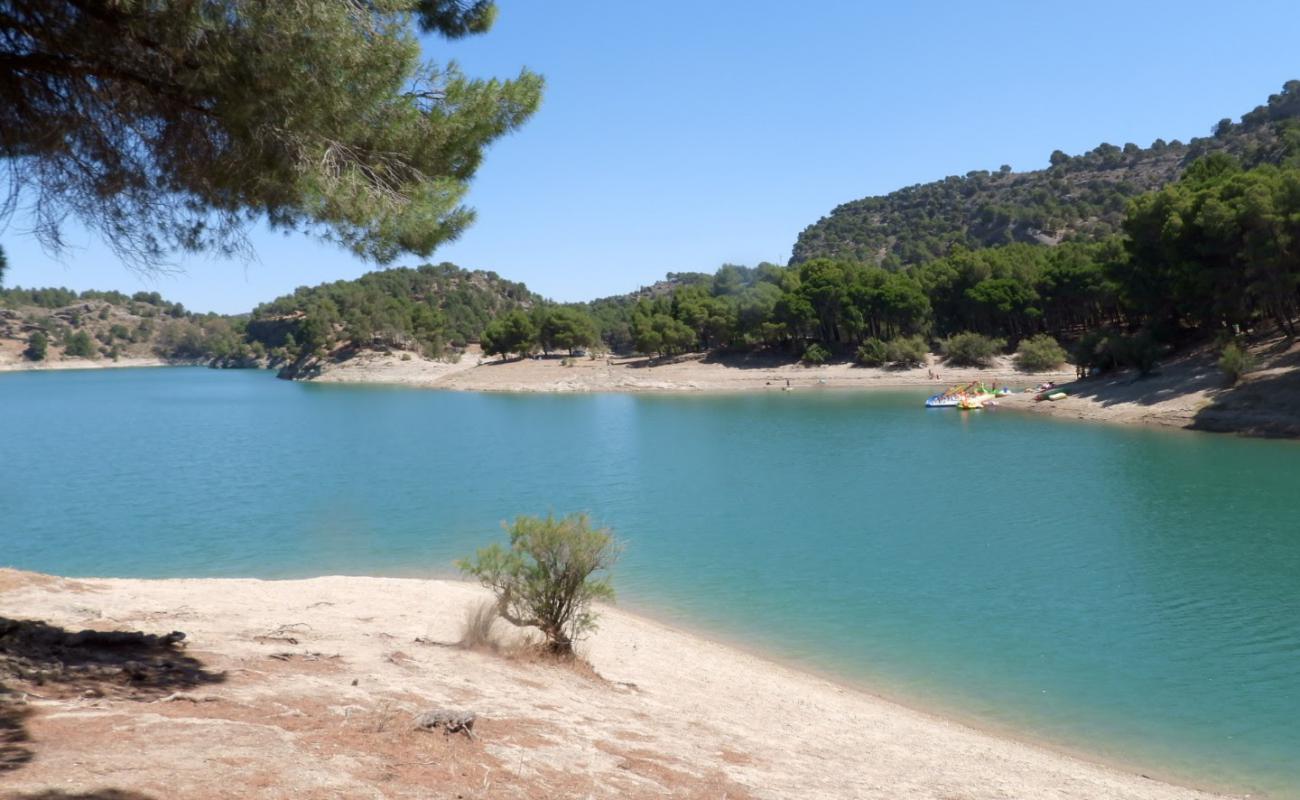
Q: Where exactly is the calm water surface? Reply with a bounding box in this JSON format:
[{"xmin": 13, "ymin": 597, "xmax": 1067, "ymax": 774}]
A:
[{"xmin": 2, "ymin": 368, "xmax": 1298, "ymax": 796}]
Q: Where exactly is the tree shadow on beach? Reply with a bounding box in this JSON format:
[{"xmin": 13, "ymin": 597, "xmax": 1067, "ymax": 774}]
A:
[
  {"xmin": 0, "ymin": 685, "xmax": 34, "ymax": 773},
  {"xmin": 0, "ymin": 617, "xmax": 226, "ymax": 775},
  {"xmin": 697, "ymin": 350, "xmax": 800, "ymax": 369},
  {"xmin": 1044, "ymin": 353, "xmax": 1225, "ymax": 410},
  {"xmin": 1190, "ymin": 366, "xmax": 1300, "ymax": 437},
  {"xmin": 6, "ymin": 792, "xmax": 158, "ymax": 800}
]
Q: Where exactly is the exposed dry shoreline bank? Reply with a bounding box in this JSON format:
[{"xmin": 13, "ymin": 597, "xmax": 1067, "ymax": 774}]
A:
[
  {"xmin": 0, "ymin": 355, "xmax": 181, "ymax": 372},
  {"xmin": 294, "ymin": 338, "xmax": 1300, "ymax": 437},
  {"xmin": 6, "ymin": 337, "xmax": 1300, "ymax": 438},
  {"xmin": 0, "ymin": 570, "xmax": 1234, "ymax": 799},
  {"xmin": 998, "ymin": 334, "xmax": 1300, "ymax": 438},
  {"xmin": 302, "ymin": 345, "xmax": 1070, "ymax": 394}
]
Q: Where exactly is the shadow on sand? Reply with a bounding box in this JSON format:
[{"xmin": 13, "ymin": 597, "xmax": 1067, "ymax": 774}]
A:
[
  {"xmin": 0, "ymin": 617, "xmax": 226, "ymax": 775},
  {"xmin": 1191, "ymin": 367, "xmax": 1300, "ymax": 437},
  {"xmin": 6, "ymin": 792, "xmax": 158, "ymax": 800},
  {"xmin": 1038, "ymin": 343, "xmax": 1300, "ymax": 438}
]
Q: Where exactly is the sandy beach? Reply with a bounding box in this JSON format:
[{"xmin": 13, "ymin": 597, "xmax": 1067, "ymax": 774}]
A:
[
  {"xmin": 0, "ymin": 570, "xmax": 1233, "ymax": 800},
  {"xmin": 303, "ymin": 346, "xmax": 1070, "ymax": 394},
  {"xmin": 7, "ymin": 336, "xmax": 1299, "ymax": 438},
  {"xmin": 302, "ymin": 338, "xmax": 1300, "ymax": 438},
  {"xmin": 998, "ymin": 334, "xmax": 1300, "ymax": 438},
  {"xmin": 0, "ymin": 354, "xmax": 177, "ymax": 372}
]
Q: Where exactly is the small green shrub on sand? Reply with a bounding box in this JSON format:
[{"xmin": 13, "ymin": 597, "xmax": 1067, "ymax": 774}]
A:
[
  {"xmin": 1015, "ymin": 334, "xmax": 1069, "ymax": 372},
  {"xmin": 458, "ymin": 513, "xmax": 619, "ymax": 657},
  {"xmin": 855, "ymin": 338, "xmax": 888, "ymax": 367},
  {"xmin": 1218, "ymin": 342, "xmax": 1256, "ymax": 385},
  {"xmin": 941, "ymin": 332, "xmax": 1004, "ymax": 367},
  {"xmin": 801, "ymin": 343, "xmax": 831, "ymax": 365},
  {"xmin": 886, "ymin": 335, "xmax": 929, "ymax": 368}
]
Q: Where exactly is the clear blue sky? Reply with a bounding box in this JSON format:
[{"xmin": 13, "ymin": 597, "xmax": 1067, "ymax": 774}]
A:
[{"xmin": 4, "ymin": 0, "xmax": 1300, "ymax": 313}]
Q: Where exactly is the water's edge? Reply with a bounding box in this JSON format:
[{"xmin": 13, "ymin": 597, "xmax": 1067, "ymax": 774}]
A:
[{"xmin": 40, "ymin": 568, "xmax": 1247, "ymax": 799}]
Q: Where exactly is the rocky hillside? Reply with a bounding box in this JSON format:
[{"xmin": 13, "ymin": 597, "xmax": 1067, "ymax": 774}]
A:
[
  {"xmin": 792, "ymin": 81, "xmax": 1300, "ymax": 266},
  {"xmin": 0, "ymin": 263, "xmax": 547, "ymax": 371},
  {"xmin": 0, "ymin": 288, "xmax": 248, "ymax": 367}
]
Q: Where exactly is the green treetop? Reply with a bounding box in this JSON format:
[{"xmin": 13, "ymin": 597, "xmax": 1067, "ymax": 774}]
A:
[
  {"xmin": 535, "ymin": 306, "xmax": 599, "ymax": 355},
  {"xmin": 481, "ymin": 309, "xmax": 537, "ymax": 359}
]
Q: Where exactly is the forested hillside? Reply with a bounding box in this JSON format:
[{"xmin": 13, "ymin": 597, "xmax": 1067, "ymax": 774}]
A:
[
  {"xmin": 792, "ymin": 81, "xmax": 1300, "ymax": 266},
  {"xmin": 616, "ymin": 150, "xmax": 1300, "ymax": 377},
  {"xmin": 246, "ymin": 262, "xmax": 540, "ymax": 360},
  {"xmin": 4, "ymin": 84, "xmax": 1298, "ymax": 380}
]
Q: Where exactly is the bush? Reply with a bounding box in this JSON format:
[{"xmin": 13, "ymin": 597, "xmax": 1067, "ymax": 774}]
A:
[
  {"xmin": 1218, "ymin": 342, "xmax": 1256, "ymax": 385},
  {"xmin": 801, "ymin": 342, "xmax": 831, "ymax": 365},
  {"xmin": 458, "ymin": 513, "xmax": 619, "ymax": 656},
  {"xmin": 1073, "ymin": 329, "xmax": 1117, "ymax": 372},
  {"xmin": 63, "ymin": 330, "xmax": 96, "ymax": 358},
  {"xmin": 885, "ymin": 335, "xmax": 928, "ymax": 368},
  {"xmin": 1072, "ymin": 328, "xmax": 1162, "ymax": 375},
  {"xmin": 23, "ymin": 332, "xmax": 47, "ymax": 361},
  {"xmin": 458, "ymin": 600, "xmax": 503, "ymax": 652},
  {"xmin": 1113, "ymin": 330, "xmax": 1163, "ymax": 376},
  {"xmin": 1014, "ymin": 334, "xmax": 1069, "ymax": 372},
  {"xmin": 855, "ymin": 338, "xmax": 888, "ymax": 367},
  {"xmin": 941, "ymin": 332, "xmax": 1004, "ymax": 367}
]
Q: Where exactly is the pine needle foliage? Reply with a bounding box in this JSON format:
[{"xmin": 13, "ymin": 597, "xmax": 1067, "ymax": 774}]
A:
[{"xmin": 0, "ymin": 1, "xmax": 542, "ymax": 269}]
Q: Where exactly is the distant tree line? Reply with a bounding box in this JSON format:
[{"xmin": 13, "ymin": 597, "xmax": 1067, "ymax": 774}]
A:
[
  {"xmin": 1, "ymin": 287, "xmax": 187, "ymax": 316},
  {"xmin": 481, "ymin": 306, "xmax": 600, "ymax": 359},
  {"xmin": 582, "ymin": 154, "xmax": 1300, "ymax": 370},
  {"xmin": 6, "ymin": 150, "xmax": 1298, "ymax": 375}
]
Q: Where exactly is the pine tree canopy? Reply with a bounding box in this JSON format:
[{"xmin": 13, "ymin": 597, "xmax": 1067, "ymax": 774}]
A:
[{"xmin": 0, "ymin": 0, "xmax": 542, "ymax": 269}]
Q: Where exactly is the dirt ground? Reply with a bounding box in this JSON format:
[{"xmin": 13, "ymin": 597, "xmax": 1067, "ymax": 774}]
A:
[
  {"xmin": 305, "ymin": 345, "xmax": 1067, "ymax": 395},
  {"xmin": 0, "ymin": 570, "xmax": 1232, "ymax": 800},
  {"xmin": 1000, "ymin": 332, "xmax": 1300, "ymax": 438}
]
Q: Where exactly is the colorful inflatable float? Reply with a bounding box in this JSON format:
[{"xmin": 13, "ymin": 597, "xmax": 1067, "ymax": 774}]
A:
[{"xmin": 925, "ymin": 382, "xmax": 1007, "ymax": 409}]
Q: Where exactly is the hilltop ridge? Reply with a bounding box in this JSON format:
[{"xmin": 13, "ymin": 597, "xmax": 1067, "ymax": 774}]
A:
[{"xmin": 791, "ymin": 81, "xmax": 1300, "ymax": 266}]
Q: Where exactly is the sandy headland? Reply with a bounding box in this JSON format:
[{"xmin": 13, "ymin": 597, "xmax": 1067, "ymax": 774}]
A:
[{"xmin": 0, "ymin": 570, "xmax": 1233, "ymax": 799}]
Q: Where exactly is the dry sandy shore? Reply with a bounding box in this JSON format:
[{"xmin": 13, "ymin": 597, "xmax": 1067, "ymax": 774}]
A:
[
  {"xmin": 0, "ymin": 355, "xmax": 175, "ymax": 372},
  {"xmin": 0, "ymin": 570, "xmax": 1230, "ymax": 800},
  {"xmin": 306, "ymin": 346, "xmax": 1070, "ymax": 394},
  {"xmin": 7, "ymin": 336, "xmax": 1298, "ymax": 437},
  {"xmin": 999, "ymin": 334, "xmax": 1300, "ymax": 438}
]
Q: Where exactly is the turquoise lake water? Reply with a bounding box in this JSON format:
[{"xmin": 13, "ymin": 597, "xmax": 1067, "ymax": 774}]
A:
[{"xmin": 2, "ymin": 367, "xmax": 1299, "ymax": 795}]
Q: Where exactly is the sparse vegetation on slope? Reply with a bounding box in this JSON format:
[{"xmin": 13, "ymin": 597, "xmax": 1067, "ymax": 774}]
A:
[
  {"xmin": 0, "ymin": 287, "xmax": 257, "ymax": 366},
  {"xmin": 792, "ymin": 81, "xmax": 1300, "ymax": 267}
]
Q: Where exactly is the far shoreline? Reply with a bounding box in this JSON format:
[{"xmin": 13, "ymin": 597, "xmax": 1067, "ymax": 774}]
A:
[
  {"xmin": 0, "ymin": 356, "xmax": 199, "ymax": 373},
  {"xmin": 6, "ymin": 346, "xmax": 1300, "ymax": 439}
]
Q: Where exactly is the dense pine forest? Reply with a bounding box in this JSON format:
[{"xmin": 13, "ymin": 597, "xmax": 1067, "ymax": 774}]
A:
[{"xmin": 3, "ymin": 82, "xmax": 1299, "ymax": 377}]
